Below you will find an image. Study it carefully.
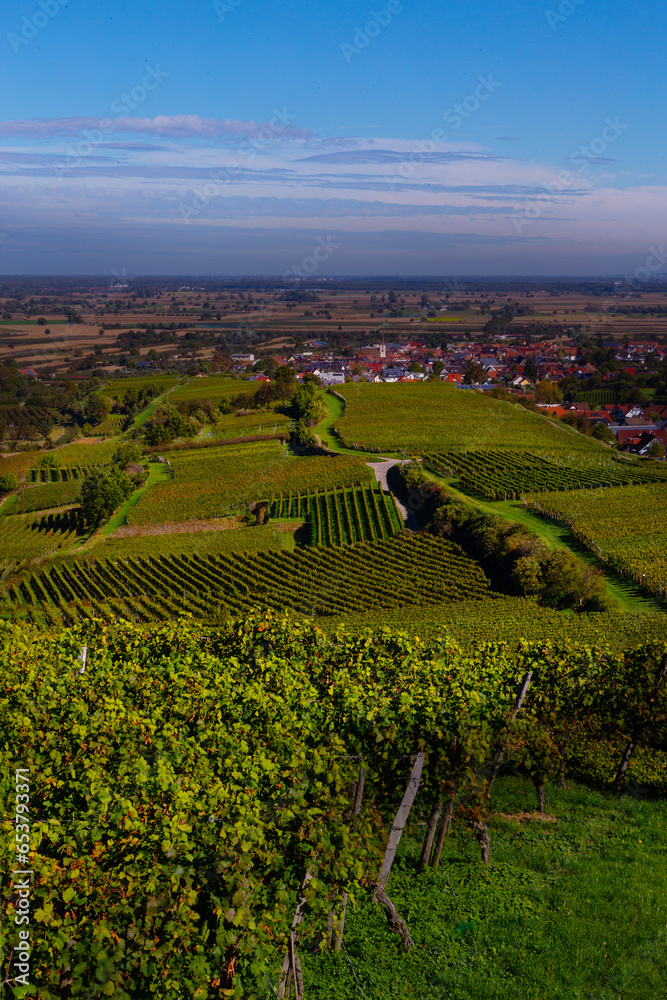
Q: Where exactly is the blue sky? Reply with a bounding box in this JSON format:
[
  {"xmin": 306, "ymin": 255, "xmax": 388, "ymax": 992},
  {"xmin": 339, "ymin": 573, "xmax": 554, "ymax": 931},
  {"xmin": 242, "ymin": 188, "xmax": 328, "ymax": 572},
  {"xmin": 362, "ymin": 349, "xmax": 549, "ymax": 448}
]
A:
[{"xmin": 1, "ymin": 0, "xmax": 666, "ymax": 275}]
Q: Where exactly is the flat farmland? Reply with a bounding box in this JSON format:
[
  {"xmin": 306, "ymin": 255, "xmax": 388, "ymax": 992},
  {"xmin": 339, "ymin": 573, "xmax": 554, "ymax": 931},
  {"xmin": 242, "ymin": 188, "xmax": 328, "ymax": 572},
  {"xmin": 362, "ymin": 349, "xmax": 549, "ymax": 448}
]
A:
[
  {"xmin": 128, "ymin": 440, "xmax": 373, "ymax": 524},
  {"xmin": 335, "ymin": 382, "xmax": 607, "ymax": 454}
]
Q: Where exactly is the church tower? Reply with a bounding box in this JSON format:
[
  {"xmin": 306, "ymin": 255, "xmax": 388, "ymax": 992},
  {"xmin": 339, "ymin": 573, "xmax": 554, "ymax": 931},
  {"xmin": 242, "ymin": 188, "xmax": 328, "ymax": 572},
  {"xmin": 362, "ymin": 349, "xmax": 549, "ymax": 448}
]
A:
[{"xmin": 379, "ymin": 333, "xmax": 386, "ymax": 360}]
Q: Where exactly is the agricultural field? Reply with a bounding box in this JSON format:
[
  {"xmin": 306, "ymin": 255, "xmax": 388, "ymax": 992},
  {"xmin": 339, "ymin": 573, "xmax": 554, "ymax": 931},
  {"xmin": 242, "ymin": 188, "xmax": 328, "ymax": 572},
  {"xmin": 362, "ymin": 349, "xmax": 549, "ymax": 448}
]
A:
[
  {"xmin": 128, "ymin": 440, "xmax": 373, "ymax": 524},
  {"xmin": 28, "ymin": 464, "xmax": 91, "ymax": 483},
  {"xmin": 0, "ymin": 509, "xmax": 83, "ymax": 564},
  {"xmin": 269, "ymin": 484, "xmax": 402, "ymax": 546},
  {"xmin": 4, "ymin": 534, "xmax": 497, "ymax": 626},
  {"xmin": 88, "ymin": 414, "xmax": 125, "ymax": 436},
  {"xmin": 11, "ymin": 480, "xmax": 82, "ymax": 514},
  {"xmin": 100, "ymin": 375, "xmax": 181, "ymax": 400},
  {"xmin": 98, "ymin": 523, "xmax": 286, "ymax": 561},
  {"xmin": 528, "ymin": 483, "xmax": 667, "ymax": 596},
  {"xmin": 169, "ymin": 376, "xmax": 258, "ymax": 405},
  {"xmin": 212, "ymin": 409, "xmax": 291, "ymax": 439},
  {"xmin": 335, "ymin": 382, "xmax": 606, "ymax": 454},
  {"xmin": 424, "ymin": 448, "xmax": 667, "ymax": 499},
  {"xmin": 326, "ymin": 596, "xmax": 667, "ymax": 651}
]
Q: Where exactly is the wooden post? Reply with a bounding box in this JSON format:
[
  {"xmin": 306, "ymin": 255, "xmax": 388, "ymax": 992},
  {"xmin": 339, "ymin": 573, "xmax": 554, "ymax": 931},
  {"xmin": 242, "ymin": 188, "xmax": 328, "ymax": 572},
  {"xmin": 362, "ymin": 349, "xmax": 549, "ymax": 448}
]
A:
[
  {"xmin": 371, "ymin": 753, "xmax": 424, "ymax": 950},
  {"xmin": 377, "ymin": 753, "xmax": 424, "ymax": 888},
  {"xmin": 419, "ymin": 798, "xmax": 442, "ymax": 869},
  {"xmin": 485, "ymin": 671, "xmax": 532, "ymax": 801}
]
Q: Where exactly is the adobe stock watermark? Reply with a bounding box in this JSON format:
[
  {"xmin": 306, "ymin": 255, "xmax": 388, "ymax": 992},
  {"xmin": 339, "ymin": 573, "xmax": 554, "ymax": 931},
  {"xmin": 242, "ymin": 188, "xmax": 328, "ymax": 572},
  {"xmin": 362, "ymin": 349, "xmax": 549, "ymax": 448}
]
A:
[
  {"xmin": 9, "ymin": 768, "xmax": 33, "ymax": 991},
  {"xmin": 214, "ymin": 0, "xmax": 243, "ymax": 21},
  {"xmin": 8, "ymin": 0, "xmax": 72, "ymax": 54},
  {"xmin": 512, "ymin": 116, "xmax": 628, "ymax": 234},
  {"xmin": 384, "ymin": 76, "xmax": 501, "ymax": 190},
  {"xmin": 53, "ymin": 65, "xmax": 169, "ymax": 182},
  {"xmin": 545, "ymin": 0, "xmax": 587, "ymax": 31},
  {"xmin": 586, "ymin": 246, "xmax": 667, "ymax": 325},
  {"xmin": 282, "ymin": 236, "xmax": 340, "ymax": 280},
  {"xmin": 177, "ymin": 108, "xmax": 297, "ymax": 222},
  {"xmin": 340, "ymin": 1, "xmax": 404, "ymax": 63}
]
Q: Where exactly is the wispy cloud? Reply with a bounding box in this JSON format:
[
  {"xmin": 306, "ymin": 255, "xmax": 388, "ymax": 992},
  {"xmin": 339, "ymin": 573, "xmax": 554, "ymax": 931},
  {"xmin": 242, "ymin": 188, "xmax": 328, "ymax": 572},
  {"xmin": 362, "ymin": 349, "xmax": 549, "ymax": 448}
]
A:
[
  {"xmin": 0, "ymin": 114, "xmax": 313, "ymax": 140},
  {"xmin": 0, "ymin": 113, "xmax": 662, "ymax": 274}
]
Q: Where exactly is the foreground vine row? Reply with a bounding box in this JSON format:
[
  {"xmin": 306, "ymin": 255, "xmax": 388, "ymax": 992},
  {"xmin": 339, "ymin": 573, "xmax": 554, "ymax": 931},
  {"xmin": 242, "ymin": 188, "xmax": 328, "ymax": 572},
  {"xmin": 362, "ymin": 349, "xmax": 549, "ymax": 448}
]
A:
[{"xmin": 1, "ymin": 615, "xmax": 665, "ymax": 998}]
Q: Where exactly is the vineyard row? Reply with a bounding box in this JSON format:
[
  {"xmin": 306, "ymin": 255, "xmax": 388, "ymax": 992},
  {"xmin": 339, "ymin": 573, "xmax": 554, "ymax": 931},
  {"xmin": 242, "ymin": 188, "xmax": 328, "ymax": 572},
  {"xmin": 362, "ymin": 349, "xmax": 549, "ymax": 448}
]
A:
[
  {"xmin": 6, "ymin": 535, "xmax": 496, "ymax": 626},
  {"xmin": 268, "ymin": 484, "xmax": 402, "ymax": 546}
]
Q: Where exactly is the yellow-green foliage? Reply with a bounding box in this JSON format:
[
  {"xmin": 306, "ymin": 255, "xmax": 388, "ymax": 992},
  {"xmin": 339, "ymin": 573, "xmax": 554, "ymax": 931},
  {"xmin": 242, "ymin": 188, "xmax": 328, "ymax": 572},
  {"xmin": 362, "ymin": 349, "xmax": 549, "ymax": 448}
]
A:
[
  {"xmin": 336, "ymin": 382, "xmax": 606, "ymax": 454},
  {"xmin": 530, "ymin": 482, "xmax": 667, "ymax": 594},
  {"xmin": 128, "ymin": 440, "xmax": 372, "ymax": 524}
]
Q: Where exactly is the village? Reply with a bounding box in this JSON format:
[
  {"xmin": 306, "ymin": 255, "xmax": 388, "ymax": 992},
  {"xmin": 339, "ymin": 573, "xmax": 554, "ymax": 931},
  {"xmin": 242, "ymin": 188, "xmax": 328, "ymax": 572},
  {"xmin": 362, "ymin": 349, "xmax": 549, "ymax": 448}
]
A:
[{"xmin": 229, "ymin": 334, "xmax": 667, "ymax": 456}]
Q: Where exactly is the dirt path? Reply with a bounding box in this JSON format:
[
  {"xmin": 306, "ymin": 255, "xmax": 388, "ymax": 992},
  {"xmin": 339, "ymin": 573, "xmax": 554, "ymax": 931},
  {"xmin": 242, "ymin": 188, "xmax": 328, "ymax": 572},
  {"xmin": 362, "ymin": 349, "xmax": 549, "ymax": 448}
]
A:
[{"xmin": 366, "ymin": 458, "xmax": 420, "ymax": 530}]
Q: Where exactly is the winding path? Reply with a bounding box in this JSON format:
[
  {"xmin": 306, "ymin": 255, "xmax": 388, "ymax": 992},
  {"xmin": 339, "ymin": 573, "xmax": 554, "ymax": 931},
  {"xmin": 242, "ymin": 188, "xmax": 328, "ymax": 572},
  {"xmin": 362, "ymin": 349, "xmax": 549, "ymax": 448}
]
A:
[{"xmin": 366, "ymin": 459, "xmax": 420, "ymax": 530}]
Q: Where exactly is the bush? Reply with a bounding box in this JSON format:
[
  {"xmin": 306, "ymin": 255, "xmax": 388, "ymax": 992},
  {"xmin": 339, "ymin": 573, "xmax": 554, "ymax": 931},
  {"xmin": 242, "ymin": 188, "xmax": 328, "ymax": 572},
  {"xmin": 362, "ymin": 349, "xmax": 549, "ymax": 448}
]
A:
[
  {"xmin": 0, "ymin": 472, "xmax": 18, "ymax": 494},
  {"xmin": 80, "ymin": 467, "xmax": 137, "ymax": 527}
]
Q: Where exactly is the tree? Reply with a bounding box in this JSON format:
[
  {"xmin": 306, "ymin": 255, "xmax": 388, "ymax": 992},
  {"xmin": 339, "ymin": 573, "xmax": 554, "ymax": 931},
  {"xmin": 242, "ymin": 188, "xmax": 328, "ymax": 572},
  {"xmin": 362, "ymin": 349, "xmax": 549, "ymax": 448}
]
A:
[
  {"xmin": 409, "ymin": 361, "xmax": 423, "ymax": 373},
  {"xmin": 84, "ymin": 391, "xmax": 112, "ymax": 425},
  {"xmin": 647, "ymin": 440, "xmax": 665, "ymax": 459},
  {"xmin": 0, "ymin": 472, "xmax": 18, "ymax": 495},
  {"xmin": 592, "ymin": 422, "xmax": 616, "ymax": 445},
  {"xmin": 462, "ymin": 360, "xmax": 485, "ymax": 385},
  {"xmin": 534, "ymin": 380, "xmax": 562, "ymax": 404},
  {"xmin": 273, "ymin": 365, "xmax": 298, "ymax": 401},
  {"xmin": 523, "ymin": 357, "xmax": 538, "ymax": 382},
  {"xmin": 431, "ymin": 360, "xmax": 445, "ymax": 377},
  {"xmin": 80, "ymin": 467, "xmax": 136, "ymax": 527},
  {"xmin": 113, "ymin": 442, "xmax": 143, "ymax": 467}
]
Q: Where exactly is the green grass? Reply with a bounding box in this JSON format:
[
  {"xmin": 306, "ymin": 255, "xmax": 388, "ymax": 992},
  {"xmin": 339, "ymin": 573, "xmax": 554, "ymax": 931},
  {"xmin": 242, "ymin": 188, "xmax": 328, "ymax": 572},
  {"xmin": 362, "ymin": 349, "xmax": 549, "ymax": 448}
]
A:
[
  {"xmin": 421, "ymin": 471, "xmax": 662, "ymax": 614},
  {"xmin": 527, "ymin": 483, "xmax": 667, "ymax": 596},
  {"xmin": 102, "ymin": 462, "xmax": 172, "ymax": 537},
  {"xmin": 300, "ymin": 775, "xmax": 667, "ymax": 1000}
]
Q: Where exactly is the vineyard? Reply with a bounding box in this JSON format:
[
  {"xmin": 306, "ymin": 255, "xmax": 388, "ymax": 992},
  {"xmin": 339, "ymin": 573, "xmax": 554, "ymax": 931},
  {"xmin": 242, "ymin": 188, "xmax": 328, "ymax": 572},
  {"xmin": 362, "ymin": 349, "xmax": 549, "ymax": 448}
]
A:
[
  {"xmin": 269, "ymin": 484, "xmax": 402, "ymax": 546},
  {"xmin": 101, "ymin": 523, "xmax": 286, "ymax": 562},
  {"xmin": 99, "ymin": 375, "xmax": 180, "ymax": 400},
  {"xmin": 4, "ymin": 535, "xmax": 497, "ymax": 625},
  {"xmin": 29, "ymin": 464, "xmax": 91, "ymax": 483},
  {"xmin": 326, "ymin": 596, "xmax": 667, "ymax": 650},
  {"xmin": 0, "ymin": 509, "xmax": 83, "ymax": 563},
  {"xmin": 128, "ymin": 440, "xmax": 373, "ymax": 524},
  {"xmin": 1, "ymin": 616, "xmax": 666, "ymax": 998},
  {"xmin": 527, "ymin": 482, "xmax": 667, "ymax": 596},
  {"xmin": 10, "ymin": 480, "xmax": 82, "ymax": 514},
  {"xmin": 169, "ymin": 376, "xmax": 260, "ymax": 405},
  {"xmin": 573, "ymin": 388, "xmax": 619, "ymax": 405},
  {"xmin": 335, "ymin": 382, "xmax": 605, "ymax": 454},
  {"xmin": 88, "ymin": 414, "xmax": 126, "ymax": 436},
  {"xmin": 423, "ymin": 448, "xmax": 667, "ymax": 499},
  {"xmin": 213, "ymin": 409, "xmax": 291, "ymax": 438}
]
